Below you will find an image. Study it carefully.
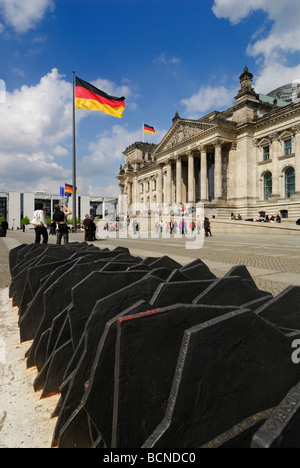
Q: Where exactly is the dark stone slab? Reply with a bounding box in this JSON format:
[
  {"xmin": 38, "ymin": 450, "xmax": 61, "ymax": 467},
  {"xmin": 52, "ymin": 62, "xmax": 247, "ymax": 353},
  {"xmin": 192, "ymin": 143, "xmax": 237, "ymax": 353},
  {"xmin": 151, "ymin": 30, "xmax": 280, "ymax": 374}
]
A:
[
  {"xmin": 19, "ymin": 258, "xmax": 81, "ymax": 343},
  {"xmin": 143, "ymin": 310, "xmax": 300, "ymax": 448},
  {"xmin": 166, "ymin": 269, "xmax": 191, "ymax": 283},
  {"xmin": 180, "ymin": 259, "xmax": 217, "ymax": 281},
  {"xmin": 147, "ymin": 256, "xmax": 182, "ymax": 271},
  {"xmin": 8, "ymin": 243, "xmax": 28, "ymax": 275},
  {"xmin": 55, "ymin": 300, "xmax": 152, "ymax": 449},
  {"xmin": 251, "ymin": 382, "xmax": 300, "ymax": 448},
  {"xmin": 26, "ymin": 260, "xmax": 115, "ymax": 368},
  {"xmin": 256, "ymin": 286, "xmax": 300, "ymax": 331},
  {"xmin": 223, "ymin": 265, "xmax": 258, "ymax": 290},
  {"xmin": 52, "ymin": 275, "xmax": 163, "ymax": 448},
  {"xmin": 34, "ymin": 271, "xmax": 150, "ymax": 393},
  {"xmin": 193, "ymin": 276, "xmax": 269, "ymax": 307},
  {"xmin": 19, "ymin": 258, "xmax": 70, "ymax": 317},
  {"xmin": 67, "ymin": 270, "xmax": 149, "ymax": 350},
  {"xmin": 202, "ymin": 409, "xmax": 273, "ymax": 448},
  {"xmin": 111, "ymin": 303, "xmax": 238, "ymax": 449},
  {"xmin": 150, "ymin": 280, "xmax": 215, "ymax": 308}
]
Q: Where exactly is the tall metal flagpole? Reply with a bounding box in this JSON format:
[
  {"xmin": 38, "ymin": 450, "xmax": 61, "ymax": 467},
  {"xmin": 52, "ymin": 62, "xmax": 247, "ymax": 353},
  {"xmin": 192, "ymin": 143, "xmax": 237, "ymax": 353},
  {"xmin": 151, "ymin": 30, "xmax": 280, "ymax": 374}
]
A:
[{"xmin": 72, "ymin": 71, "xmax": 77, "ymax": 233}]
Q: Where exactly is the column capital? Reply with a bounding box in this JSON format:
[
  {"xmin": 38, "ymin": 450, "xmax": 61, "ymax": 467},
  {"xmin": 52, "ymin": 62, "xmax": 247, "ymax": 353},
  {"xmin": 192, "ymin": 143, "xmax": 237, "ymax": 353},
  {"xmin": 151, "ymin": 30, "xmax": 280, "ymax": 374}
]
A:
[
  {"xmin": 292, "ymin": 124, "xmax": 300, "ymax": 134},
  {"xmin": 213, "ymin": 137, "xmax": 224, "ymax": 148},
  {"xmin": 269, "ymin": 131, "xmax": 280, "ymax": 142},
  {"xmin": 199, "ymin": 144, "xmax": 208, "ymax": 153}
]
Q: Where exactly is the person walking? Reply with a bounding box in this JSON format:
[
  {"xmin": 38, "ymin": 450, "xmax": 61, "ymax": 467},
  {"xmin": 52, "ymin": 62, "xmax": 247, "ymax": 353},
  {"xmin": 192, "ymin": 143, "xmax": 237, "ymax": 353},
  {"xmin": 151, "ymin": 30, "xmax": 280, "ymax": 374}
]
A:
[
  {"xmin": 1, "ymin": 218, "xmax": 8, "ymax": 237},
  {"xmin": 204, "ymin": 217, "xmax": 212, "ymax": 237},
  {"xmin": 33, "ymin": 203, "xmax": 48, "ymax": 244},
  {"xmin": 83, "ymin": 214, "xmax": 90, "ymax": 241},
  {"xmin": 53, "ymin": 204, "xmax": 71, "ymax": 245}
]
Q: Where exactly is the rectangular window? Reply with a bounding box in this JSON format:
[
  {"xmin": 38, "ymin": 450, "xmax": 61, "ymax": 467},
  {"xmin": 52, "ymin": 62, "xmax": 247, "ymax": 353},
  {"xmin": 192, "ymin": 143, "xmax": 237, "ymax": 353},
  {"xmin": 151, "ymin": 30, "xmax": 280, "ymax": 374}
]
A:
[
  {"xmin": 0, "ymin": 197, "xmax": 7, "ymax": 218},
  {"xmin": 263, "ymin": 146, "xmax": 270, "ymax": 161},
  {"xmin": 20, "ymin": 193, "xmax": 24, "ymax": 221},
  {"xmin": 284, "ymin": 139, "xmax": 292, "ymax": 155}
]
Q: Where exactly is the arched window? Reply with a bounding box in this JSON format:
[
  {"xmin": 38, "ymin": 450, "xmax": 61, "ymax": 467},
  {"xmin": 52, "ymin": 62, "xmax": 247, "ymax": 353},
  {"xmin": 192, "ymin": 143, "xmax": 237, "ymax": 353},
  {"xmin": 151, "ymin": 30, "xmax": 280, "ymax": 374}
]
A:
[
  {"xmin": 264, "ymin": 172, "xmax": 272, "ymax": 200},
  {"xmin": 285, "ymin": 167, "xmax": 295, "ymax": 198}
]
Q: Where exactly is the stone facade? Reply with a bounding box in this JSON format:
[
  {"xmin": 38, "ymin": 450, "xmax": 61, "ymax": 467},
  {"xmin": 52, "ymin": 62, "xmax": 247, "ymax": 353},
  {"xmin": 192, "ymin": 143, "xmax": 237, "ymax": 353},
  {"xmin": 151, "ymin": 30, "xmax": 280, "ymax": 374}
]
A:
[{"xmin": 117, "ymin": 67, "xmax": 300, "ymax": 219}]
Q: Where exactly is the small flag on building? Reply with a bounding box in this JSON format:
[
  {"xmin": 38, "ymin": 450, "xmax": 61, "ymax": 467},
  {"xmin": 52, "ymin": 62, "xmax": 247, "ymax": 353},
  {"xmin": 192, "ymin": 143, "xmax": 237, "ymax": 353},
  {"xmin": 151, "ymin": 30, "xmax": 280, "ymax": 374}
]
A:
[
  {"xmin": 144, "ymin": 124, "xmax": 155, "ymax": 134},
  {"xmin": 75, "ymin": 77, "xmax": 126, "ymax": 118},
  {"xmin": 60, "ymin": 187, "xmax": 65, "ymax": 197}
]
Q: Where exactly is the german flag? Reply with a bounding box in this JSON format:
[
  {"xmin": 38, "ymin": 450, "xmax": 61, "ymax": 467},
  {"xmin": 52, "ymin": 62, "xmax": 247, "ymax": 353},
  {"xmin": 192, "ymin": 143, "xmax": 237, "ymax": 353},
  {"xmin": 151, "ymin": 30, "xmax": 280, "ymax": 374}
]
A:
[
  {"xmin": 65, "ymin": 183, "xmax": 77, "ymax": 194},
  {"xmin": 75, "ymin": 77, "xmax": 125, "ymax": 118},
  {"xmin": 144, "ymin": 124, "xmax": 155, "ymax": 134}
]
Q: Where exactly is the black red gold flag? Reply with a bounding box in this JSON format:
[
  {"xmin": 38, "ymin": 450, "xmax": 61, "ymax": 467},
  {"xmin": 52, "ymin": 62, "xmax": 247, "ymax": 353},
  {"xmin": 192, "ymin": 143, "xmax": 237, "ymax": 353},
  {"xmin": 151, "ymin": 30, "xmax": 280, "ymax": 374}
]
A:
[
  {"xmin": 144, "ymin": 124, "xmax": 155, "ymax": 134},
  {"xmin": 75, "ymin": 77, "xmax": 125, "ymax": 118}
]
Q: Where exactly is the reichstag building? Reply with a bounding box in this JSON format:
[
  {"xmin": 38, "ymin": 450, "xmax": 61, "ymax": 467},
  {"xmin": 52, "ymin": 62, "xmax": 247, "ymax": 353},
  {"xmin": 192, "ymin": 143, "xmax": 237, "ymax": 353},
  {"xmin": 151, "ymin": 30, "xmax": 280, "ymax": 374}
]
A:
[{"xmin": 117, "ymin": 66, "xmax": 300, "ymax": 219}]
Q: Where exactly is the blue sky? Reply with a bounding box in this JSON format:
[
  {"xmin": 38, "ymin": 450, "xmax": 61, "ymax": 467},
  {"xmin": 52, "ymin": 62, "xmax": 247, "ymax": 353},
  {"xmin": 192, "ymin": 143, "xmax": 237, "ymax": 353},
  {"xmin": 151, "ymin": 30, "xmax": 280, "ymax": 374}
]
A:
[{"xmin": 1, "ymin": 0, "xmax": 300, "ymax": 197}]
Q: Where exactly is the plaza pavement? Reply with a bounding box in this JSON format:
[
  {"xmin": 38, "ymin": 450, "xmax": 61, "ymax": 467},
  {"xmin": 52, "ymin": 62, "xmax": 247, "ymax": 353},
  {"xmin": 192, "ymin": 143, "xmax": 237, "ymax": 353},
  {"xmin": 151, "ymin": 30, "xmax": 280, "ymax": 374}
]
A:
[
  {"xmin": 0, "ymin": 226, "xmax": 300, "ymax": 447},
  {"xmin": 1, "ymin": 225, "xmax": 300, "ymax": 295}
]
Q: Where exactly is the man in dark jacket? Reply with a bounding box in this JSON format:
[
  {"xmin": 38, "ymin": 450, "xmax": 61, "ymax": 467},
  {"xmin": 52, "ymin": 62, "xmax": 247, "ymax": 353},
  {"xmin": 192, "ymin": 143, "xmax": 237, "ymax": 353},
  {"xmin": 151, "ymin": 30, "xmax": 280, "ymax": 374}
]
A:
[{"xmin": 1, "ymin": 218, "xmax": 8, "ymax": 237}]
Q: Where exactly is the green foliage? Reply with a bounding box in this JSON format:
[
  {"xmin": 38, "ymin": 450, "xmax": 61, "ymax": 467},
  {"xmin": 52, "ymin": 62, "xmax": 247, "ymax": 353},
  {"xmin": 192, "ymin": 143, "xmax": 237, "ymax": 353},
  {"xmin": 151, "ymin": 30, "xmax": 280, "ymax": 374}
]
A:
[
  {"xmin": 21, "ymin": 216, "xmax": 30, "ymax": 226},
  {"xmin": 67, "ymin": 217, "xmax": 81, "ymax": 225}
]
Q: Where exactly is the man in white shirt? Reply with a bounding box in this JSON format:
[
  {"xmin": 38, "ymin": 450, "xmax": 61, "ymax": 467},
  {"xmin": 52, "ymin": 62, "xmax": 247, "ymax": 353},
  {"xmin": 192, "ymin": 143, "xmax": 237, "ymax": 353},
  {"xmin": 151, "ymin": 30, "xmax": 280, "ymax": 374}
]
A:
[{"xmin": 33, "ymin": 203, "xmax": 48, "ymax": 244}]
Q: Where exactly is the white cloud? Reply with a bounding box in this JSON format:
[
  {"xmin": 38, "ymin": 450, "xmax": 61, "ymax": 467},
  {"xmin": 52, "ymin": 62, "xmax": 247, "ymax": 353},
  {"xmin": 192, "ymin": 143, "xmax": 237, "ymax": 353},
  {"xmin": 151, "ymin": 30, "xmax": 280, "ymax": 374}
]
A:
[
  {"xmin": 91, "ymin": 77, "xmax": 138, "ymax": 111},
  {"xmin": 0, "ymin": 0, "xmax": 55, "ymax": 34},
  {"xmin": 181, "ymin": 85, "xmax": 236, "ymax": 118},
  {"xmin": 254, "ymin": 63, "xmax": 300, "ymax": 95},
  {"xmin": 213, "ymin": 0, "xmax": 300, "ymax": 61},
  {"xmin": 154, "ymin": 52, "xmax": 181, "ymax": 66},
  {"xmin": 212, "ymin": 0, "xmax": 300, "ymax": 95},
  {"xmin": 0, "ymin": 69, "xmax": 74, "ymax": 192},
  {"xmin": 0, "ymin": 69, "xmax": 140, "ymax": 195}
]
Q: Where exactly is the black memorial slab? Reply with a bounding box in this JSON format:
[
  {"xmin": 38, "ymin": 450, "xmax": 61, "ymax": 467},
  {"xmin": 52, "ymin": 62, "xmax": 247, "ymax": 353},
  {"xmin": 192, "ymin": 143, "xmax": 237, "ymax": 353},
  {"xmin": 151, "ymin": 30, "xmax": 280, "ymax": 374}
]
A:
[
  {"xmin": 143, "ymin": 309, "xmax": 300, "ymax": 448},
  {"xmin": 53, "ymin": 275, "xmax": 164, "ymax": 448},
  {"xmin": 251, "ymin": 381, "xmax": 300, "ymax": 448},
  {"xmin": 111, "ymin": 303, "xmax": 239, "ymax": 449}
]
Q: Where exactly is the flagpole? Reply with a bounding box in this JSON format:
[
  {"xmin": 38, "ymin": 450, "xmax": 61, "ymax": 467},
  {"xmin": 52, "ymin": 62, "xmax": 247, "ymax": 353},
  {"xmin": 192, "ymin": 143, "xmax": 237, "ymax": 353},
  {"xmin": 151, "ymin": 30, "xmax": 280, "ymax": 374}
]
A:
[
  {"xmin": 143, "ymin": 122, "xmax": 144, "ymax": 143},
  {"xmin": 72, "ymin": 71, "xmax": 77, "ymax": 233}
]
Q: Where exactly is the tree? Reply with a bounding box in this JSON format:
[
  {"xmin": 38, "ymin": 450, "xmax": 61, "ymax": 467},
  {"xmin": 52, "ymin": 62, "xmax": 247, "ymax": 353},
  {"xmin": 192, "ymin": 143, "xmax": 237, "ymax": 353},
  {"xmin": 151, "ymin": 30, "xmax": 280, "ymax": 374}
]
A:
[{"xmin": 21, "ymin": 216, "xmax": 30, "ymax": 226}]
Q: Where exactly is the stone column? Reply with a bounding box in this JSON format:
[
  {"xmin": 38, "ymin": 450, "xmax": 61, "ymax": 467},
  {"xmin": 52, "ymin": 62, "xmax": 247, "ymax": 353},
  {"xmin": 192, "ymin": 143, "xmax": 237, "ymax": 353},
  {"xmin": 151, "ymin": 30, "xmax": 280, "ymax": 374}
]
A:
[
  {"xmin": 176, "ymin": 156, "xmax": 182, "ymax": 204},
  {"xmin": 157, "ymin": 164, "xmax": 163, "ymax": 205},
  {"xmin": 293, "ymin": 125, "xmax": 300, "ymax": 197},
  {"xmin": 214, "ymin": 139, "xmax": 223, "ymax": 200},
  {"xmin": 200, "ymin": 146, "xmax": 208, "ymax": 201},
  {"xmin": 188, "ymin": 151, "xmax": 195, "ymax": 203},
  {"xmin": 132, "ymin": 175, "xmax": 138, "ymax": 205},
  {"xmin": 270, "ymin": 132, "xmax": 280, "ymax": 198},
  {"xmin": 166, "ymin": 160, "xmax": 172, "ymax": 205}
]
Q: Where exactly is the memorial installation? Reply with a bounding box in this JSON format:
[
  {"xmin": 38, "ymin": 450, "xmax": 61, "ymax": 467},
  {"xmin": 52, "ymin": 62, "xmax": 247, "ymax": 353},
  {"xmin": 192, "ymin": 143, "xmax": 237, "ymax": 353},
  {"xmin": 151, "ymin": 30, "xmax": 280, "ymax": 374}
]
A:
[{"xmin": 8, "ymin": 241, "xmax": 300, "ymax": 448}]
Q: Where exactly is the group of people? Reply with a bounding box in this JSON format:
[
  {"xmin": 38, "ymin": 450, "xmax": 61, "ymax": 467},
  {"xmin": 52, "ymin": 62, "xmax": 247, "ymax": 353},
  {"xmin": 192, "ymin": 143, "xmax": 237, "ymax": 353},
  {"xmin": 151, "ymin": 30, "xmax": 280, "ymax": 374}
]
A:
[
  {"xmin": 83, "ymin": 214, "xmax": 97, "ymax": 241},
  {"xmin": 244, "ymin": 213, "xmax": 282, "ymax": 223},
  {"xmin": 152, "ymin": 217, "xmax": 212, "ymax": 237},
  {"xmin": 231, "ymin": 213, "xmax": 243, "ymax": 220},
  {"xmin": 33, "ymin": 203, "xmax": 72, "ymax": 245}
]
